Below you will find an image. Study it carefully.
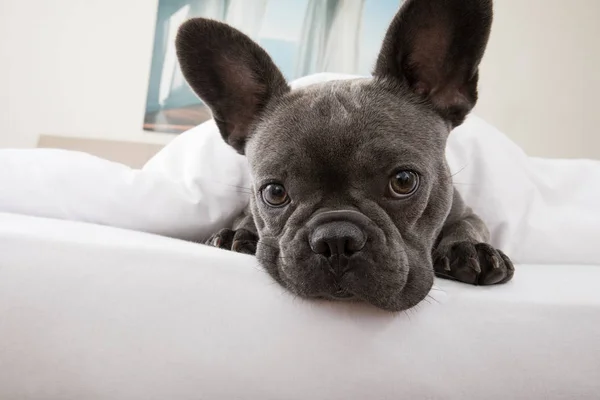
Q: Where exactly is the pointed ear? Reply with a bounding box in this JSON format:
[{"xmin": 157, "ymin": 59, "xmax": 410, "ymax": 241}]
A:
[
  {"xmin": 176, "ymin": 18, "xmax": 290, "ymax": 154},
  {"xmin": 373, "ymin": 0, "xmax": 493, "ymax": 127}
]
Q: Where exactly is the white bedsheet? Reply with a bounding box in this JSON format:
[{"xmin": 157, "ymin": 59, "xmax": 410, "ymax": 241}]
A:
[{"xmin": 1, "ymin": 212, "xmax": 599, "ymax": 400}]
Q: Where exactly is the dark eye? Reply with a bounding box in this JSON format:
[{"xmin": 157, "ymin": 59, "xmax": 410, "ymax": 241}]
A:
[
  {"xmin": 388, "ymin": 170, "xmax": 419, "ymax": 198},
  {"xmin": 261, "ymin": 183, "xmax": 290, "ymax": 207}
]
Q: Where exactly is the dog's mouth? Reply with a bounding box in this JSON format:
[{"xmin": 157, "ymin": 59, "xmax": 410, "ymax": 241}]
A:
[{"xmin": 316, "ymin": 287, "xmax": 357, "ymax": 301}]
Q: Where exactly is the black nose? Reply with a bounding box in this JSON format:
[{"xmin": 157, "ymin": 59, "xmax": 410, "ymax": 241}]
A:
[{"xmin": 309, "ymin": 221, "xmax": 366, "ymax": 258}]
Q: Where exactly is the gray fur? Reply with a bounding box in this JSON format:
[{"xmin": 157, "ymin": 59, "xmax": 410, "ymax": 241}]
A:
[{"xmin": 179, "ymin": 0, "xmax": 514, "ymax": 312}]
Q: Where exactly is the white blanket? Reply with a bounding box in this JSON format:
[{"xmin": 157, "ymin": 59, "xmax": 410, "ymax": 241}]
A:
[
  {"xmin": 1, "ymin": 73, "xmax": 599, "ymax": 264},
  {"xmin": 1, "ymin": 212, "xmax": 599, "ymax": 400}
]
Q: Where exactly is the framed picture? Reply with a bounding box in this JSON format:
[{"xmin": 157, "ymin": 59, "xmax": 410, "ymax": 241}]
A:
[{"xmin": 143, "ymin": 0, "xmax": 402, "ymax": 133}]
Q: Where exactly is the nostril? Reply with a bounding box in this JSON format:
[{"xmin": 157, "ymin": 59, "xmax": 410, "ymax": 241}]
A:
[
  {"xmin": 322, "ymin": 245, "xmax": 332, "ymax": 259},
  {"xmin": 309, "ymin": 222, "xmax": 366, "ymax": 258},
  {"xmin": 343, "ymin": 235, "xmax": 364, "ymax": 255},
  {"xmin": 311, "ymin": 237, "xmax": 329, "ymax": 256},
  {"xmin": 336, "ymin": 237, "xmax": 355, "ymax": 258}
]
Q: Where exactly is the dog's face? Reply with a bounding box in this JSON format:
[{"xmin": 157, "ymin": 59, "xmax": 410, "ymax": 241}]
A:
[
  {"xmin": 177, "ymin": 0, "xmax": 493, "ymax": 311},
  {"xmin": 244, "ymin": 81, "xmax": 453, "ymax": 310}
]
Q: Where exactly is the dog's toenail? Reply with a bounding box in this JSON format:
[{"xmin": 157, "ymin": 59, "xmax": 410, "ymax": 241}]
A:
[
  {"xmin": 443, "ymin": 257, "xmax": 451, "ymax": 271},
  {"xmin": 490, "ymin": 255, "xmax": 501, "ymax": 269},
  {"xmin": 468, "ymin": 257, "xmax": 481, "ymax": 273}
]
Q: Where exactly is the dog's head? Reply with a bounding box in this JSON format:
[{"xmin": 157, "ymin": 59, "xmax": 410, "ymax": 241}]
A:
[{"xmin": 176, "ymin": 0, "xmax": 492, "ymax": 311}]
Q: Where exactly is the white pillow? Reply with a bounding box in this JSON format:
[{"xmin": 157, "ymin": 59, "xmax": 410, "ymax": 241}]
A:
[
  {"xmin": 0, "ymin": 72, "xmax": 599, "ymax": 264},
  {"xmin": 446, "ymin": 116, "xmax": 600, "ymax": 265},
  {"xmin": 0, "ymin": 123, "xmax": 250, "ymax": 242}
]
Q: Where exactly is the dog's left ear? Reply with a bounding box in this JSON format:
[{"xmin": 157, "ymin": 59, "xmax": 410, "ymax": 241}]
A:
[
  {"xmin": 373, "ymin": 0, "xmax": 493, "ymax": 127},
  {"xmin": 176, "ymin": 18, "xmax": 290, "ymax": 154}
]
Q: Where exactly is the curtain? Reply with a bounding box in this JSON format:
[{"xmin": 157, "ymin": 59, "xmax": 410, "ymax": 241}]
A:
[
  {"xmin": 225, "ymin": 0, "xmax": 268, "ymax": 39},
  {"xmin": 320, "ymin": 0, "xmax": 365, "ymax": 74},
  {"xmin": 294, "ymin": 0, "xmax": 365, "ymax": 77},
  {"xmin": 295, "ymin": 0, "xmax": 339, "ymax": 78}
]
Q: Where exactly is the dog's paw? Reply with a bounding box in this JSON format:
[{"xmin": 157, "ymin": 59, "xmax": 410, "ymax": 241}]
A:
[
  {"xmin": 433, "ymin": 242, "xmax": 514, "ymax": 285},
  {"xmin": 205, "ymin": 228, "xmax": 258, "ymax": 255}
]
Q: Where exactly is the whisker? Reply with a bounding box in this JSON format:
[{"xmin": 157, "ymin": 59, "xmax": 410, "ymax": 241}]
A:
[
  {"xmin": 206, "ymin": 181, "xmax": 254, "ymax": 194},
  {"xmin": 429, "ymin": 286, "xmax": 446, "ymax": 293},
  {"xmin": 447, "ymin": 164, "xmax": 468, "ymax": 179},
  {"xmin": 451, "ymin": 182, "xmax": 481, "ymax": 187},
  {"xmin": 215, "ymin": 188, "xmax": 253, "ymax": 195},
  {"xmin": 210, "ymin": 181, "xmax": 253, "ymax": 191},
  {"xmin": 426, "ymin": 294, "xmax": 441, "ymax": 304}
]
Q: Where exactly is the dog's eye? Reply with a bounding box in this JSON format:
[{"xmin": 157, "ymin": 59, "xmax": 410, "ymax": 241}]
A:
[
  {"xmin": 388, "ymin": 170, "xmax": 419, "ymax": 198},
  {"xmin": 261, "ymin": 183, "xmax": 290, "ymax": 207}
]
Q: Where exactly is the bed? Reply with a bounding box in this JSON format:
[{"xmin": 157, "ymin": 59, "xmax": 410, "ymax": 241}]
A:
[
  {"xmin": 2, "ymin": 72, "xmax": 600, "ymax": 399},
  {"xmin": 1, "ymin": 212, "xmax": 599, "ymax": 400}
]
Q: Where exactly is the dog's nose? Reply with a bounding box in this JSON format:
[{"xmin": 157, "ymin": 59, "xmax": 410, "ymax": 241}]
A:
[{"xmin": 309, "ymin": 221, "xmax": 366, "ymax": 258}]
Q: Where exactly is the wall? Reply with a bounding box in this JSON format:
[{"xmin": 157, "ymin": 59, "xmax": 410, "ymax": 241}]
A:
[
  {"xmin": 476, "ymin": 0, "xmax": 600, "ymax": 159},
  {"xmin": 0, "ymin": 0, "xmax": 169, "ymax": 149},
  {"xmin": 0, "ymin": 0, "xmax": 599, "ymax": 159}
]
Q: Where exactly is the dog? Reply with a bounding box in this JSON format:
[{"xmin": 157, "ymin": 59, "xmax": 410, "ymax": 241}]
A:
[{"xmin": 175, "ymin": 0, "xmax": 514, "ymax": 311}]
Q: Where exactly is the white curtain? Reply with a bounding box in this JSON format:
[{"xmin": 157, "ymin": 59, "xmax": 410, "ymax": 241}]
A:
[
  {"xmin": 295, "ymin": 0, "xmax": 365, "ymax": 77},
  {"xmin": 225, "ymin": 0, "xmax": 269, "ymax": 39},
  {"xmin": 295, "ymin": 0, "xmax": 337, "ymax": 77},
  {"xmin": 192, "ymin": 0, "xmax": 228, "ymax": 18},
  {"xmin": 320, "ymin": 0, "xmax": 365, "ymax": 74}
]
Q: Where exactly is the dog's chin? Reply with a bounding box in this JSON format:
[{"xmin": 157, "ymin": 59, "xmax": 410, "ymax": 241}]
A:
[
  {"xmin": 358, "ymin": 273, "xmax": 434, "ymax": 312},
  {"xmin": 322, "ymin": 288, "xmax": 357, "ymax": 300},
  {"xmin": 283, "ymin": 259, "xmax": 431, "ymax": 312},
  {"xmin": 340, "ymin": 270, "xmax": 432, "ymax": 312},
  {"xmin": 287, "ymin": 272, "xmax": 432, "ymax": 312}
]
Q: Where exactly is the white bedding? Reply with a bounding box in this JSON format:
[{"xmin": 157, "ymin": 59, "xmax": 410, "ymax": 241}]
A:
[
  {"xmin": 2, "ymin": 72, "xmax": 600, "ymax": 398},
  {"xmin": 1, "ymin": 212, "xmax": 599, "ymax": 400},
  {"xmin": 2, "ymin": 73, "xmax": 600, "ymax": 265}
]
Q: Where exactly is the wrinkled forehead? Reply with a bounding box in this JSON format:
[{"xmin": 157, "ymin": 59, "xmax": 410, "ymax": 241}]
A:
[{"xmin": 246, "ymin": 79, "xmax": 448, "ymax": 179}]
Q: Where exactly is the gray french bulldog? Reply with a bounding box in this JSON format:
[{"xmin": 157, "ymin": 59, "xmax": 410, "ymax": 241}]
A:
[{"xmin": 176, "ymin": 0, "xmax": 514, "ymax": 311}]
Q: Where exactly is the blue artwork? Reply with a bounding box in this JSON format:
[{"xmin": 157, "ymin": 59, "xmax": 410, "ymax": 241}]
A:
[{"xmin": 144, "ymin": 0, "xmax": 402, "ymax": 133}]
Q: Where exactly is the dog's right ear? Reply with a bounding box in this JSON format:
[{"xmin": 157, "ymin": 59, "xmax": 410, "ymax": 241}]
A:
[{"xmin": 176, "ymin": 19, "xmax": 290, "ymax": 154}]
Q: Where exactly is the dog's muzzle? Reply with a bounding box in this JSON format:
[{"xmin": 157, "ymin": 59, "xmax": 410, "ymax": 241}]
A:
[{"xmin": 307, "ymin": 210, "xmax": 370, "ymax": 279}]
